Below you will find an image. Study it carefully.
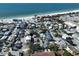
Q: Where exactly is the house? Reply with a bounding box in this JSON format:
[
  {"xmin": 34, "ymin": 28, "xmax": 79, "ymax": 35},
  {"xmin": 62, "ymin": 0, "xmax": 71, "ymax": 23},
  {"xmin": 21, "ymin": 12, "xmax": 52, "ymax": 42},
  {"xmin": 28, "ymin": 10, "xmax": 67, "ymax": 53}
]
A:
[
  {"xmin": 58, "ymin": 23, "xmax": 63, "ymax": 29},
  {"xmin": 62, "ymin": 34, "xmax": 68, "ymax": 39},
  {"xmin": 0, "ymin": 36, "xmax": 8, "ymax": 41},
  {"xmin": 4, "ymin": 31, "xmax": 11, "ymax": 36},
  {"xmin": 64, "ymin": 21, "xmax": 76, "ymax": 29},
  {"xmin": 76, "ymin": 26, "xmax": 79, "ymax": 33},
  {"xmin": 10, "ymin": 51, "xmax": 20, "ymax": 56},
  {"xmin": 64, "ymin": 29, "xmax": 75, "ymax": 35},
  {"xmin": 23, "ymin": 35, "xmax": 31, "ymax": 44}
]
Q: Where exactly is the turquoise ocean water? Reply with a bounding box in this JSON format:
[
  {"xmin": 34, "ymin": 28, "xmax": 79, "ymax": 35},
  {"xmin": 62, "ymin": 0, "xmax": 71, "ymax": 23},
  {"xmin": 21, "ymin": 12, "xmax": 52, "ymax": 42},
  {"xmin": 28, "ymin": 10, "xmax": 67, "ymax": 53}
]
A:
[{"xmin": 0, "ymin": 3, "xmax": 79, "ymax": 18}]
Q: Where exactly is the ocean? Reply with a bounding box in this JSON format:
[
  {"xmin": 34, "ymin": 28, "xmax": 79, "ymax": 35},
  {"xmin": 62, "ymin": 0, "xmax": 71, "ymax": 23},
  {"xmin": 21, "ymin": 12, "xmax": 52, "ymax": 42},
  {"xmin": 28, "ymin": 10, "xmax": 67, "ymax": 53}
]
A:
[{"xmin": 0, "ymin": 3, "xmax": 79, "ymax": 18}]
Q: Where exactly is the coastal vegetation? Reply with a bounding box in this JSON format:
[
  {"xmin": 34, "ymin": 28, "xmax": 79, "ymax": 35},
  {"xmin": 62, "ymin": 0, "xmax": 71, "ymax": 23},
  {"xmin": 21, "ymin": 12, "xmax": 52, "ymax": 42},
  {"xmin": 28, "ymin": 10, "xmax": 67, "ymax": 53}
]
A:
[{"xmin": 63, "ymin": 49, "xmax": 73, "ymax": 56}]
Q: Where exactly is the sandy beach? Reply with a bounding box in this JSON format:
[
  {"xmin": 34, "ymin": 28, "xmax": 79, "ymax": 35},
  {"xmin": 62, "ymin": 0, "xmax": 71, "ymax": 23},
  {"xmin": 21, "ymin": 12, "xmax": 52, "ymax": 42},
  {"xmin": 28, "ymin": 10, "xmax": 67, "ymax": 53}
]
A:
[{"xmin": 1, "ymin": 9, "xmax": 79, "ymax": 23}]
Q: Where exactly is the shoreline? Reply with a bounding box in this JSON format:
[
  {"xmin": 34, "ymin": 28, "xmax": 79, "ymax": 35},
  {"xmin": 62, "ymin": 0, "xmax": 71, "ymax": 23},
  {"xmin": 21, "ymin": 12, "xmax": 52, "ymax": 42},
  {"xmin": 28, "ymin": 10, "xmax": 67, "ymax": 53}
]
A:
[{"xmin": 1, "ymin": 9, "xmax": 79, "ymax": 23}]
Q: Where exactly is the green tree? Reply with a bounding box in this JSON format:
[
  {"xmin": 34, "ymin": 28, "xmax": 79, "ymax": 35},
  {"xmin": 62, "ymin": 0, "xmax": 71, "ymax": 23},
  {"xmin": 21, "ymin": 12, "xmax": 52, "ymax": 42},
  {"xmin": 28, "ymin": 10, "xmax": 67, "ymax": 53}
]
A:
[
  {"xmin": 63, "ymin": 49, "xmax": 73, "ymax": 56},
  {"xmin": 48, "ymin": 44, "xmax": 59, "ymax": 51}
]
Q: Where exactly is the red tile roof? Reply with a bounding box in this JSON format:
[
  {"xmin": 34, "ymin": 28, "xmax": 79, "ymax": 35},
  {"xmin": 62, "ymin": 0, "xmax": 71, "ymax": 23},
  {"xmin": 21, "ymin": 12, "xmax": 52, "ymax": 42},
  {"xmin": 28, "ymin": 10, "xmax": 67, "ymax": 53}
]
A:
[{"xmin": 32, "ymin": 51, "xmax": 55, "ymax": 56}]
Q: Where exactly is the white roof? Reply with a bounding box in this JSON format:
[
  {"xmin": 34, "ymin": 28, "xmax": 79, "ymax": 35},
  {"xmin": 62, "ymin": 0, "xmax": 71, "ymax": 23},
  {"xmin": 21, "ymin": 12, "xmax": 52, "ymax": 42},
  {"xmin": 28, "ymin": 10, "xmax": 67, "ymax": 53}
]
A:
[
  {"xmin": 24, "ymin": 36, "xmax": 31, "ymax": 40},
  {"xmin": 64, "ymin": 21, "xmax": 76, "ymax": 27},
  {"xmin": 62, "ymin": 34, "xmax": 68, "ymax": 39},
  {"xmin": 40, "ymin": 33, "xmax": 45, "ymax": 38},
  {"xmin": 64, "ymin": 29, "xmax": 75, "ymax": 33},
  {"xmin": 11, "ymin": 51, "xmax": 19, "ymax": 56},
  {"xmin": 22, "ymin": 48, "xmax": 29, "ymax": 52},
  {"xmin": 76, "ymin": 26, "xmax": 79, "ymax": 32},
  {"xmin": 49, "ymin": 26, "xmax": 52, "ymax": 29}
]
